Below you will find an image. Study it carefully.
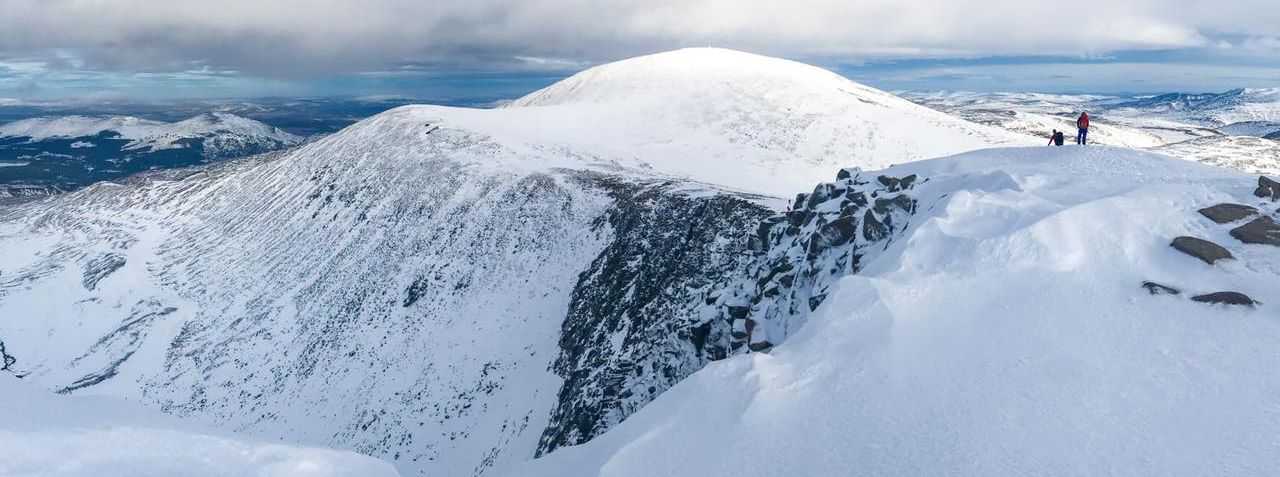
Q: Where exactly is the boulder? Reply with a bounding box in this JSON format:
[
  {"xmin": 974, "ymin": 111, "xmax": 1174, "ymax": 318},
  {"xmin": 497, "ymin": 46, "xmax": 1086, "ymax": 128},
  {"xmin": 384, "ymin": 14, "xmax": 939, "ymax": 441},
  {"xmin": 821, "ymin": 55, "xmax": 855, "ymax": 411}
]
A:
[
  {"xmin": 1169, "ymin": 236, "xmax": 1234, "ymax": 264},
  {"xmin": 1191, "ymin": 292, "xmax": 1257, "ymax": 306},
  {"xmin": 1229, "ymin": 216, "xmax": 1280, "ymax": 246},
  {"xmin": 1141, "ymin": 281, "xmax": 1181, "ymax": 295},
  {"xmin": 812, "ymin": 216, "xmax": 858, "ymax": 252},
  {"xmin": 730, "ymin": 318, "xmax": 749, "ymax": 340},
  {"xmin": 877, "ymin": 175, "xmax": 900, "ymax": 191},
  {"xmin": 1256, "ymin": 175, "xmax": 1279, "ymax": 200},
  {"xmin": 1197, "ymin": 203, "xmax": 1258, "ymax": 224},
  {"xmin": 792, "ymin": 193, "xmax": 808, "ymax": 210},
  {"xmin": 862, "ymin": 209, "xmax": 888, "ymax": 241}
]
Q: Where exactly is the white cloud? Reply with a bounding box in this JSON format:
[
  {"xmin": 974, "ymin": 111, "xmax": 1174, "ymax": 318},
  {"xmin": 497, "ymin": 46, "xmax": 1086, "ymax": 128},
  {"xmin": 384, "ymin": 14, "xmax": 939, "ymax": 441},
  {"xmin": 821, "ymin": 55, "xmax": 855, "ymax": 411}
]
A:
[{"xmin": 0, "ymin": 0, "xmax": 1275, "ymax": 78}]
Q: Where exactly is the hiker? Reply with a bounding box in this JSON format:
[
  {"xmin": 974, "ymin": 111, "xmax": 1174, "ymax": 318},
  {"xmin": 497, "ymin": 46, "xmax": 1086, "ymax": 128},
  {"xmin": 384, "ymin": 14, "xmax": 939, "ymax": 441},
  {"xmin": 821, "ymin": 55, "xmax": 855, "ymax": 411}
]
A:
[
  {"xmin": 1076, "ymin": 112, "xmax": 1090, "ymax": 145},
  {"xmin": 1048, "ymin": 129, "xmax": 1065, "ymax": 146}
]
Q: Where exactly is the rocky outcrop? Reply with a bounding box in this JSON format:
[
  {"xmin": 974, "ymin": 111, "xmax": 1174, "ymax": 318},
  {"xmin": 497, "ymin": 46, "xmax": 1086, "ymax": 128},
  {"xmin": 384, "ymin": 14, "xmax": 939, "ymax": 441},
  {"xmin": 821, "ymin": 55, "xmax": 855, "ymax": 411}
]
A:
[
  {"xmin": 1230, "ymin": 216, "xmax": 1280, "ymax": 246},
  {"xmin": 1198, "ymin": 204, "xmax": 1258, "ymax": 224},
  {"xmin": 537, "ymin": 174, "xmax": 773, "ymax": 455},
  {"xmin": 537, "ymin": 170, "xmax": 921, "ymax": 456},
  {"xmin": 1170, "ymin": 236, "xmax": 1234, "ymax": 264},
  {"xmin": 1142, "ymin": 281, "xmax": 1181, "ymax": 295},
  {"xmin": 1256, "ymin": 176, "xmax": 1279, "ymax": 200},
  {"xmin": 82, "ymin": 253, "xmax": 127, "ymax": 291},
  {"xmin": 1191, "ymin": 292, "xmax": 1257, "ymax": 306},
  {"xmin": 0, "ymin": 339, "xmax": 15, "ymax": 372},
  {"xmin": 720, "ymin": 172, "xmax": 919, "ymax": 353}
]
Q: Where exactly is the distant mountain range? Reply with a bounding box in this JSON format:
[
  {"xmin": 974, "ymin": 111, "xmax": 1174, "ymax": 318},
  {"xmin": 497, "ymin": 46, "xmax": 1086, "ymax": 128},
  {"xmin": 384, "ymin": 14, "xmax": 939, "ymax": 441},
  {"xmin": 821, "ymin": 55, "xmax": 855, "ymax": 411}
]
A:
[{"xmin": 0, "ymin": 112, "xmax": 301, "ymax": 203}]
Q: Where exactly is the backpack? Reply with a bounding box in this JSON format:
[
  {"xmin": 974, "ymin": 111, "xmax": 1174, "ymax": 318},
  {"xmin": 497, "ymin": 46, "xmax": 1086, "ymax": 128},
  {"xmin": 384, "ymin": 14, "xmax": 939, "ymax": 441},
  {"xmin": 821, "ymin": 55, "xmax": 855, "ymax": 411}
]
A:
[{"xmin": 1054, "ymin": 131, "xmax": 1065, "ymax": 145}]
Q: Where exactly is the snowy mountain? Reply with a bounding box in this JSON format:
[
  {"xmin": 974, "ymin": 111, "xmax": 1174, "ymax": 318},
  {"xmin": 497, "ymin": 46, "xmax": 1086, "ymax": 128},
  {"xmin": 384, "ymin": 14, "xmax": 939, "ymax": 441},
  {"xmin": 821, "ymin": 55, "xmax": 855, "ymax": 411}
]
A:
[
  {"xmin": 1112, "ymin": 88, "xmax": 1280, "ymax": 126},
  {"xmin": 509, "ymin": 146, "xmax": 1280, "ymax": 477},
  {"xmin": 0, "ymin": 48, "xmax": 1026, "ymax": 477},
  {"xmin": 0, "ymin": 112, "xmax": 303, "ymax": 203},
  {"xmin": 0, "ymin": 112, "xmax": 301, "ymax": 155},
  {"xmin": 0, "ymin": 375, "xmax": 402, "ymax": 477}
]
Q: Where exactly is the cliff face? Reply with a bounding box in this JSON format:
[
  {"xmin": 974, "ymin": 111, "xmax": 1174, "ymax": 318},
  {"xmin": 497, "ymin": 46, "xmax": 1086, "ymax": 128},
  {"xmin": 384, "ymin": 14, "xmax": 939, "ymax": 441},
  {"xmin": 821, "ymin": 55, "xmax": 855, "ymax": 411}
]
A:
[{"xmin": 538, "ymin": 169, "xmax": 921, "ymax": 454}]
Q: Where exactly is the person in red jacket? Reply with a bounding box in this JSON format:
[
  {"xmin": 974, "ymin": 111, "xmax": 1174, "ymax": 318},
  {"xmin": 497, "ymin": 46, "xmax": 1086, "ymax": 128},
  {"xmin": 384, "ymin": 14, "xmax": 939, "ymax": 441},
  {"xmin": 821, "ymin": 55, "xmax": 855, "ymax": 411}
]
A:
[
  {"xmin": 1048, "ymin": 129, "xmax": 1064, "ymax": 146},
  {"xmin": 1076, "ymin": 112, "xmax": 1090, "ymax": 145}
]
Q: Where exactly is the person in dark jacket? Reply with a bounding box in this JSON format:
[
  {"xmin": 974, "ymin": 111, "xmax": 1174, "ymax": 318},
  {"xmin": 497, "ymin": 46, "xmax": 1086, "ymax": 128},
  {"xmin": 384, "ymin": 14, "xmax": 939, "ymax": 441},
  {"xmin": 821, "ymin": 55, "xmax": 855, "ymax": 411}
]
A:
[
  {"xmin": 1076, "ymin": 112, "xmax": 1090, "ymax": 145},
  {"xmin": 1048, "ymin": 129, "xmax": 1065, "ymax": 146}
]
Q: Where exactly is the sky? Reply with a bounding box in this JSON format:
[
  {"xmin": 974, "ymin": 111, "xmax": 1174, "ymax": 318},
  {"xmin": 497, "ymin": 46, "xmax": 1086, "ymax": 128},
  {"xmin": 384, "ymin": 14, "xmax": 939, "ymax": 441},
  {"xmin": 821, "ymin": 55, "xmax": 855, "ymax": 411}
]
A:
[{"xmin": 1, "ymin": 0, "xmax": 1278, "ymax": 102}]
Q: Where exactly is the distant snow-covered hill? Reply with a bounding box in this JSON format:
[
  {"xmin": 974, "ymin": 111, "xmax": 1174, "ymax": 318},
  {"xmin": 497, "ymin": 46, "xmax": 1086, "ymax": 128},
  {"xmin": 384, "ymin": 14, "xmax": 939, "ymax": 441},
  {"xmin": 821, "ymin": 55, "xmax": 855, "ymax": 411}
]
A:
[
  {"xmin": 905, "ymin": 89, "xmax": 1280, "ymax": 174},
  {"xmin": 0, "ymin": 48, "xmax": 1024, "ymax": 477},
  {"xmin": 1111, "ymin": 88, "xmax": 1280, "ymax": 127},
  {"xmin": 0, "ymin": 112, "xmax": 303, "ymax": 203},
  {"xmin": 0, "ymin": 112, "xmax": 301, "ymax": 155}
]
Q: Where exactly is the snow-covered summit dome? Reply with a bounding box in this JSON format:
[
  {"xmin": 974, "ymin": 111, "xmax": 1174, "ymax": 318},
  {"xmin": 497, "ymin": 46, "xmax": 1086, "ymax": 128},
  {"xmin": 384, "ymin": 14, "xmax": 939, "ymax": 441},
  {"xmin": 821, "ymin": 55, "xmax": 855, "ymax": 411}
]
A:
[
  {"xmin": 508, "ymin": 47, "xmax": 894, "ymax": 108},
  {"xmin": 362, "ymin": 47, "xmax": 1030, "ymax": 195}
]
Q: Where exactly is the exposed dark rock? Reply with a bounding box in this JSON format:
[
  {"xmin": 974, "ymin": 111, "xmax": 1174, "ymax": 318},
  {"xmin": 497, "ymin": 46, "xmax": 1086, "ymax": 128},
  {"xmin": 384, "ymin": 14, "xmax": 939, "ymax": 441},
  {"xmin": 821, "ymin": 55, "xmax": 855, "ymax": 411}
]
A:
[
  {"xmin": 809, "ymin": 216, "xmax": 857, "ymax": 255},
  {"xmin": 58, "ymin": 302, "xmax": 177, "ymax": 394},
  {"xmin": 1229, "ymin": 216, "xmax": 1280, "ymax": 246},
  {"xmin": 1141, "ymin": 281, "xmax": 1181, "ymax": 295},
  {"xmin": 808, "ymin": 294, "xmax": 828, "ymax": 311},
  {"xmin": 82, "ymin": 253, "xmax": 127, "ymax": 291},
  {"xmin": 538, "ymin": 168, "xmax": 924, "ymax": 457},
  {"xmin": 748, "ymin": 338, "xmax": 773, "ymax": 352},
  {"xmin": 1191, "ymin": 292, "xmax": 1257, "ymax": 306},
  {"xmin": 537, "ymin": 173, "xmax": 772, "ymax": 456},
  {"xmin": 877, "ymin": 175, "xmax": 900, "ymax": 191},
  {"xmin": 845, "ymin": 190, "xmax": 868, "ymax": 207},
  {"xmin": 0, "ymin": 339, "xmax": 15, "ymax": 372},
  {"xmin": 793, "ymin": 193, "xmax": 808, "ymax": 210},
  {"xmin": 1170, "ymin": 236, "xmax": 1234, "ymax": 264},
  {"xmin": 1256, "ymin": 176, "xmax": 1279, "ymax": 200},
  {"xmin": 863, "ymin": 210, "xmax": 888, "ymax": 241},
  {"xmin": 836, "ymin": 168, "xmax": 853, "ymax": 180},
  {"xmin": 1198, "ymin": 203, "xmax": 1258, "ymax": 224}
]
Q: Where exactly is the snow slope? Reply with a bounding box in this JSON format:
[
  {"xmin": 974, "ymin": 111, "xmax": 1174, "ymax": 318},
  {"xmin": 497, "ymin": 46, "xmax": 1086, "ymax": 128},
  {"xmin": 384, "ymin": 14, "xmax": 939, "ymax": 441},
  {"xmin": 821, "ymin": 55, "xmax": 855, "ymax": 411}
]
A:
[
  {"xmin": 0, "ymin": 112, "xmax": 302, "ymax": 154},
  {"xmin": 510, "ymin": 146, "xmax": 1280, "ymax": 477},
  {"xmin": 0, "ymin": 48, "xmax": 1023, "ymax": 477},
  {"xmin": 497, "ymin": 48, "xmax": 1030, "ymax": 195},
  {"xmin": 0, "ymin": 376, "xmax": 401, "ymax": 477}
]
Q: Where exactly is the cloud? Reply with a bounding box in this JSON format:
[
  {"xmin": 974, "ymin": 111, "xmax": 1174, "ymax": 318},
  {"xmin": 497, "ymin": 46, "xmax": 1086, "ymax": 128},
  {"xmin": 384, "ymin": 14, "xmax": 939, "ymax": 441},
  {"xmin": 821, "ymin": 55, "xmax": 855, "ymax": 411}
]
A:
[{"xmin": 0, "ymin": 0, "xmax": 1276, "ymax": 80}]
